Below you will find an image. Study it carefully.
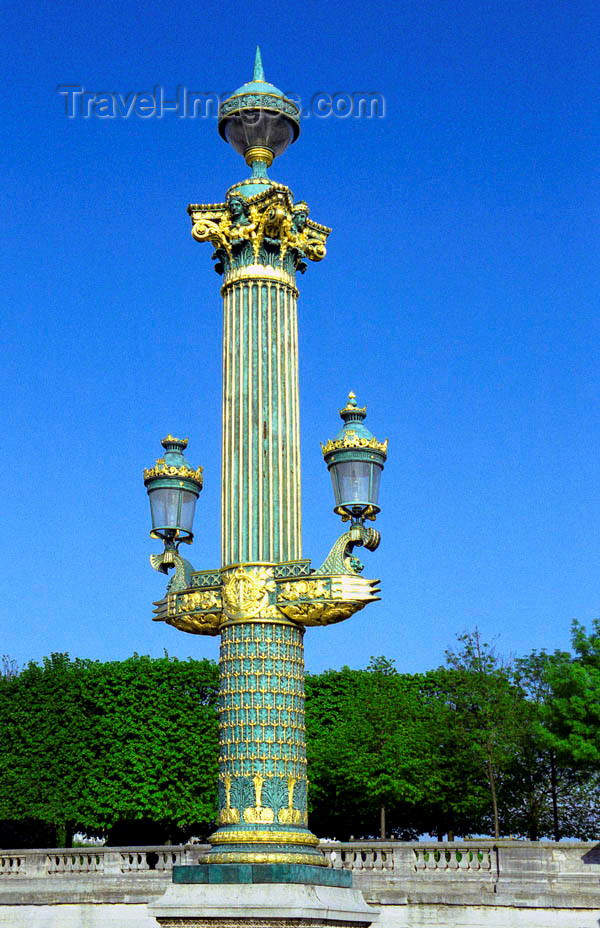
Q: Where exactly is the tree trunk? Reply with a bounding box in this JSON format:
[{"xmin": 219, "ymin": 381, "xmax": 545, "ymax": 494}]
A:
[
  {"xmin": 380, "ymin": 804, "xmax": 386, "ymax": 840},
  {"xmin": 528, "ymin": 800, "xmax": 539, "ymax": 842},
  {"xmin": 550, "ymin": 751, "xmax": 560, "ymax": 841},
  {"xmin": 485, "ymin": 738, "xmax": 500, "ymax": 839}
]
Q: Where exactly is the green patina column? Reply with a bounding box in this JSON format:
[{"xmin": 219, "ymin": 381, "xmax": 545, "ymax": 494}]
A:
[
  {"xmin": 220, "ymin": 241, "xmax": 302, "ymax": 566},
  {"xmin": 146, "ymin": 48, "xmax": 385, "ymax": 877}
]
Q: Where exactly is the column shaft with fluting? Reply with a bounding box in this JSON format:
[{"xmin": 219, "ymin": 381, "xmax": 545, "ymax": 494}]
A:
[{"xmin": 221, "ymin": 276, "xmax": 301, "ymax": 568}]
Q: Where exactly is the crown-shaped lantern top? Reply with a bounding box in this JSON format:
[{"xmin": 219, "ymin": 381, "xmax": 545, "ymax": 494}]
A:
[
  {"xmin": 322, "ymin": 392, "xmax": 388, "ymax": 457},
  {"xmin": 143, "ymin": 435, "xmax": 203, "ymax": 490}
]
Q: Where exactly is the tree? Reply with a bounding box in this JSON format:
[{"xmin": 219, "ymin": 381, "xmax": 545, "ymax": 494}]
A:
[
  {"xmin": 541, "ymin": 620, "xmax": 600, "ymax": 767},
  {"xmin": 443, "ymin": 629, "xmax": 522, "ymax": 839},
  {"xmin": 0, "ymin": 653, "xmax": 219, "ymax": 847},
  {"xmin": 0, "ymin": 655, "xmax": 19, "ymax": 680},
  {"xmin": 306, "ymin": 659, "xmax": 435, "ymax": 839},
  {"xmin": 417, "ymin": 668, "xmax": 492, "ymax": 839},
  {"xmin": 505, "ymin": 649, "xmax": 569, "ymax": 840},
  {"xmin": 305, "ymin": 664, "xmax": 358, "ymax": 837},
  {"xmin": 80, "ymin": 654, "xmax": 219, "ymax": 842},
  {"xmin": 0, "ymin": 653, "xmax": 96, "ymax": 846}
]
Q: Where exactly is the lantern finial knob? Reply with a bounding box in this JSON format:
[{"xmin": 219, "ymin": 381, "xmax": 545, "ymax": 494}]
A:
[
  {"xmin": 339, "ymin": 392, "xmax": 367, "ymax": 423},
  {"xmin": 161, "ymin": 434, "xmax": 188, "ymax": 452}
]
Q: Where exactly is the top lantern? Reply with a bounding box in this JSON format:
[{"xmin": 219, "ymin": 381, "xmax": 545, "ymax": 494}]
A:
[{"xmin": 218, "ymin": 47, "xmax": 301, "ymax": 167}]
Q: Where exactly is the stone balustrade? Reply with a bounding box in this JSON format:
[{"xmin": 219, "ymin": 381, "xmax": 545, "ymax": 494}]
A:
[
  {"xmin": 1, "ymin": 841, "xmax": 599, "ymax": 927},
  {"xmin": 0, "ymin": 846, "xmax": 184, "ymax": 878},
  {"xmin": 0, "ymin": 839, "xmax": 599, "ymax": 889}
]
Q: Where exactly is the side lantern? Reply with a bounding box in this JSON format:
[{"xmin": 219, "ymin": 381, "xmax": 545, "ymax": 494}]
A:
[
  {"xmin": 321, "ymin": 393, "xmax": 387, "ymax": 523},
  {"xmin": 143, "ymin": 435, "xmax": 203, "ymax": 545}
]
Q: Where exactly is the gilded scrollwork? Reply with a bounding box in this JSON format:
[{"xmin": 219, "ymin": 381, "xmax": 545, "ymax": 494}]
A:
[
  {"xmin": 151, "ymin": 544, "xmax": 380, "ymax": 633},
  {"xmin": 143, "ymin": 461, "xmax": 204, "ymax": 483},
  {"xmin": 209, "ymin": 829, "xmax": 318, "ymax": 846},
  {"xmin": 178, "ymin": 589, "xmax": 222, "ymax": 613},
  {"xmin": 149, "ymin": 550, "xmax": 194, "ymax": 589},
  {"xmin": 164, "ymin": 612, "xmax": 222, "ymax": 636},
  {"xmin": 277, "ymin": 601, "xmax": 362, "ymax": 627},
  {"xmin": 221, "ymin": 566, "xmax": 276, "ymax": 620},
  {"xmin": 274, "ymin": 550, "xmax": 381, "ymax": 626},
  {"xmin": 277, "ymin": 579, "xmax": 330, "ymax": 602},
  {"xmin": 188, "ymin": 186, "xmax": 330, "ymax": 277},
  {"xmin": 313, "ymin": 524, "xmax": 381, "ymax": 576}
]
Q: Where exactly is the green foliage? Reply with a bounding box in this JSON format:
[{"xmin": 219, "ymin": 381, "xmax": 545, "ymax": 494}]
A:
[
  {"xmin": 416, "ymin": 668, "xmax": 491, "ymax": 838},
  {"xmin": 0, "ymin": 653, "xmax": 95, "ymax": 846},
  {"xmin": 306, "ymin": 659, "xmax": 436, "ymax": 838},
  {"xmin": 443, "ymin": 629, "xmax": 523, "ymax": 838},
  {"xmin": 2, "ymin": 620, "xmax": 600, "ymax": 846},
  {"xmin": 0, "ymin": 653, "xmax": 219, "ymax": 847},
  {"xmin": 305, "ymin": 630, "xmax": 600, "ymax": 842},
  {"xmin": 541, "ymin": 620, "xmax": 600, "ymax": 766}
]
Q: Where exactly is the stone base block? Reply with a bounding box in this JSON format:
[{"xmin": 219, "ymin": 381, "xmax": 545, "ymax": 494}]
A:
[{"xmin": 148, "ymin": 881, "xmax": 379, "ymax": 928}]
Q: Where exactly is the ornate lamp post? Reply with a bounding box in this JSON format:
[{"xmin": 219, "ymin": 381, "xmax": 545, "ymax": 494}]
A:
[{"xmin": 147, "ymin": 47, "xmax": 387, "ymax": 927}]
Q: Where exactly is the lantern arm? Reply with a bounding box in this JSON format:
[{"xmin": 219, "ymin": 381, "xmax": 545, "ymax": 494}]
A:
[
  {"xmin": 313, "ymin": 523, "xmax": 380, "ymax": 577},
  {"xmin": 148, "ymin": 538, "xmax": 382, "ymax": 633},
  {"xmin": 149, "ymin": 549, "xmax": 195, "ymax": 591}
]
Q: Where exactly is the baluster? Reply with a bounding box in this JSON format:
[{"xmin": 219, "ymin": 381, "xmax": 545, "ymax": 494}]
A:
[{"xmin": 326, "ymin": 848, "xmax": 340, "ymax": 869}]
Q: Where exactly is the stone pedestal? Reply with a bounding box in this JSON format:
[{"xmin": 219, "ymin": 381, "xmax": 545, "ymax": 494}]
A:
[{"xmin": 148, "ymin": 864, "xmax": 378, "ymax": 928}]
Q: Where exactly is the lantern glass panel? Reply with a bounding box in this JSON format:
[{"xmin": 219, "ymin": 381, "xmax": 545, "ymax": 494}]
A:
[
  {"xmin": 332, "ymin": 460, "xmax": 373, "ymax": 508},
  {"xmin": 149, "ymin": 487, "xmax": 182, "ymax": 531},
  {"xmin": 370, "ymin": 465, "xmax": 382, "ymax": 507},
  {"xmin": 224, "ymin": 111, "xmax": 294, "ymax": 156},
  {"xmin": 179, "ymin": 490, "xmax": 198, "ymax": 534}
]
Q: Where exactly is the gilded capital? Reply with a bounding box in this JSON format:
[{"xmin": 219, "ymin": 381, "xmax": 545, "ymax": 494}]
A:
[{"xmin": 187, "ymin": 185, "xmax": 330, "ymax": 277}]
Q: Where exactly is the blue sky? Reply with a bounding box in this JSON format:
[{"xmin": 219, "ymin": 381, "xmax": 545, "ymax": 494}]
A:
[{"xmin": 2, "ymin": 0, "xmax": 599, "ymax": 674}]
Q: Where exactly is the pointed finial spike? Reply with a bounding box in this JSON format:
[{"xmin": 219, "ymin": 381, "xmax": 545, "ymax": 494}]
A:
[
  {"xmin": 253, "ymin": 45, "xmax": 265, "ymax": 81},
  {"xmin": 348, "ymin": 391, "xmax": 357, "ymax": 406}
]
